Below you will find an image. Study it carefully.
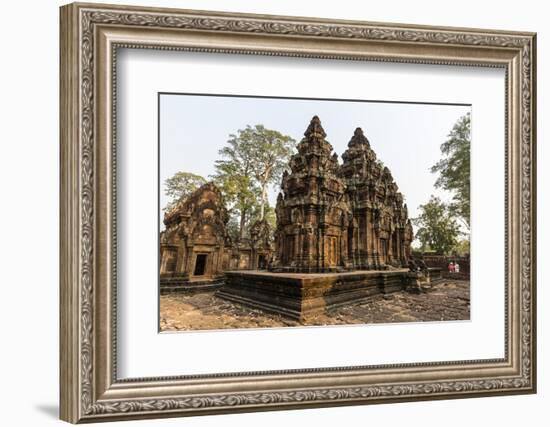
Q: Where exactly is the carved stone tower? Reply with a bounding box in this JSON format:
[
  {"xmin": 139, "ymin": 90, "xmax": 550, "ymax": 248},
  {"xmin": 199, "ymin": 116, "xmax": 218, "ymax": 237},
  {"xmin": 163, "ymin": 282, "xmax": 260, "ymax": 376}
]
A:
[
  {"xmin": 340, "ymin": 127, "xmax": 413, "ymax": 269},
  {"xmin": 271, "ymin": 116, "xmax": 352, "ymax": 272}
]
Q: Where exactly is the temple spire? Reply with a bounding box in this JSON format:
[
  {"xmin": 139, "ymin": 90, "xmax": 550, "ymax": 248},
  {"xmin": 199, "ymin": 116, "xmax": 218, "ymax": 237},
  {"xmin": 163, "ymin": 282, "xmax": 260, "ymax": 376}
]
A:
[
  {"xmin": 304, "ymin": 115, "xmax": 327, "ymax": 139},
  {"xmin": 348, "ymin": 127, "xmax": 370, "ymax": 147}
]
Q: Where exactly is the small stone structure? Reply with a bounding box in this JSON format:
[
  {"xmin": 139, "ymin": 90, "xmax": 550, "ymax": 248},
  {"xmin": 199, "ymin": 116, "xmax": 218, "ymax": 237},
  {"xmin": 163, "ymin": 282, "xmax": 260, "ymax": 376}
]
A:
[
  {"xmin": 159, "ymin": 184, "xmax": 272, "ymax": 293},
  {"xmin": 248, "ymin": 219, "xmax": 274, "ymax": 270},
  {"xmin": 160, "ymin": 183, "xmax": 232, "ymax": 292},
  {"xmin": 226, "ymin": 220, "xmax": 273, "ymax": 271}
]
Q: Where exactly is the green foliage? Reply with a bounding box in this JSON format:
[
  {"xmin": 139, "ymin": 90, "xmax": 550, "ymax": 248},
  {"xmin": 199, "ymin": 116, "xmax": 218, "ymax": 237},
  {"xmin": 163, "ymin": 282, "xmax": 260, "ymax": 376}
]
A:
[
  {"xmin": 163, "ymin": 171, "xmax": 206, "ymax": 210},
  {"xmin": 247, "ymin": 203, "xmax": 277, "ymax": 239},
  {"xmin": 211, "ymin": 124, "xmax": 295, "ymax": 239},
  {"xmin": 233, "ymin": 125, "xmax": 295, "ymax": 220},
  {"xmin": 212, "ymin": 144, "xmax": 258, "ymax": 240},
  {"xmin": 413, "ymin": 196, "xmax": 462, "ymax": 255},
  {"xmin": 225, "ymin": 216, "xmax": 241, "ymax": 242},
  {"xmin": 431, "ymin": 112, "xmax": 471, "ymax": 228},
  {"xmin": 452, "ymin": 238, "xmax": 470, "ymax": 256},
  {"xmin": 262, "ymin": 204, "xmax": 277, "ymax": 233}
]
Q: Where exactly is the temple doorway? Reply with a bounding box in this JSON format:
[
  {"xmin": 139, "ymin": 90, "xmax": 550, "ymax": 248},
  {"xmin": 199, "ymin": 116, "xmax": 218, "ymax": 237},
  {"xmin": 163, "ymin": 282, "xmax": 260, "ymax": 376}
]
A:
[
  {"xmin": 258, "ymin": 254, "xmax": 267, "ymax": 270},
  {"xmin": 328, "ymin": 236, "xmax": 338, "ymax": 266},
  {"xmin": 193, "ymin": 254, "xmax": 207, "ymax": 276}
]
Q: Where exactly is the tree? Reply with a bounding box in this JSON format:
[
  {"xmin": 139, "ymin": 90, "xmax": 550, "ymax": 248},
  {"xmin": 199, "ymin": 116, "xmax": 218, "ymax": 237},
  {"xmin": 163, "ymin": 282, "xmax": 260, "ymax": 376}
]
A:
[
  {"xmin": 247, "ymin": 202, "xmax": 277, "ymax": 238},
  {"xmin": 262, "ymin": 204, "xmax": 277, "ymax": 233},
  {"xmin": 213, "ymin": 169, "xmax": 259, "ymax": 240},
  {"xmin": 212, "ymin": 134, "xmax": 259, "ymax": 240},
  {"xmin": 413, "ymin": 196, "xmax": 462, "ymax": 254},
  {"xmin": 431, "ymin": 112, "xmax": 471, "ymax": 228},
  {"xmin": 212, "ymin": 124, "xmax": 295, "ymax": 239},
  {"xmin": 453, "ymin": 239, "xmax": 470, "ymax": 256},
  {"xmin": 225, "ymin": 216, "xmax": 241, "ymax": 242},
  {"xmin": 163, "ymin": 171, "xmax": 206, "ymax": 210},
  {"xmin": 244, "ymin": 125, "xmax": 296, "ymax": 220}
]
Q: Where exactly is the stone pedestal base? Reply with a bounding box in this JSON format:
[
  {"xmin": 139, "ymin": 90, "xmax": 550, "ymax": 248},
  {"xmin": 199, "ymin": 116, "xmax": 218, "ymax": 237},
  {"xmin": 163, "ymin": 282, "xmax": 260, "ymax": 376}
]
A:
[
  {"xmin": 218, "ymin": 269, "xmax": 410, "ymax": 321},
  {"xmin": 160, "ymin": 273, "xmax": 224, "ymax": 294}
]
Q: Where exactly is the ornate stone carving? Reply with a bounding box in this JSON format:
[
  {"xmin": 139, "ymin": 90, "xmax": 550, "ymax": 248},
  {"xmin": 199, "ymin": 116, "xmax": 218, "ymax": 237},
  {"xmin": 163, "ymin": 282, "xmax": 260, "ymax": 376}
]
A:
[
  {"xmin": 340, "ymin": 127, "xmax": 412, "ymax": 269},
  {"xmin": 271, "ymin": 116, "xmax": 352, "ymax": 272},
  {"xmin": 159, "ymin": 183, "xmax": 231, "ymax": 287},
  {"xmin": 249, "ymin": 219, "xmax": 273, "ymax": 269},
  {"xmin": 272, "ymin": 118, "xmax": 413, "ymax": 272},
  {"xmin": 160, "ymin": 185, "xmax": 274, "ymax": 291}
]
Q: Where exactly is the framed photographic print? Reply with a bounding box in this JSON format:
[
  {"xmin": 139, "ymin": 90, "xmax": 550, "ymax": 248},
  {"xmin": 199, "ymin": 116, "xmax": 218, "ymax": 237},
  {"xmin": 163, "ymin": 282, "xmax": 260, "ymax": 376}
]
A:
[{"xmin": 60, "ymin": 2, "xmax": 537, "ymax": 423}]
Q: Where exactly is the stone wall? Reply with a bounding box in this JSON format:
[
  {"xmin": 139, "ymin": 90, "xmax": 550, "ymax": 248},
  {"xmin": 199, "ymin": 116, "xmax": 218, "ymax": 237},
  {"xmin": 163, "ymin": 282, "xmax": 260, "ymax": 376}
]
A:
[
  {"xmin": 422, "ymin": 254, "xmax": 470, "ymax": 279},
  {"xmin": 220, "ymin": 270, "xmax": 411, "ymax": 321}
]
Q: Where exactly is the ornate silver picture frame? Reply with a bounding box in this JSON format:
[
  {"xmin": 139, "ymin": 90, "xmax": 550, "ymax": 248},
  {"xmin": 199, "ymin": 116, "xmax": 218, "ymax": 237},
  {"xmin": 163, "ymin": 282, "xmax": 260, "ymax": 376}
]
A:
[{"xmin": 60, "ymin": 2, "xmax": 536, "ymax": 423}]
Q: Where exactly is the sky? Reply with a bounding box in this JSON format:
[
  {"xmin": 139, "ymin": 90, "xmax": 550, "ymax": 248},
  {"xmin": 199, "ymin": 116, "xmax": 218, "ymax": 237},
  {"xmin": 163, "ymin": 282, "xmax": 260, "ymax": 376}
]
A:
[{"xmin": 159, "ymin": 93, "xmax": 470, "ymax": 242}]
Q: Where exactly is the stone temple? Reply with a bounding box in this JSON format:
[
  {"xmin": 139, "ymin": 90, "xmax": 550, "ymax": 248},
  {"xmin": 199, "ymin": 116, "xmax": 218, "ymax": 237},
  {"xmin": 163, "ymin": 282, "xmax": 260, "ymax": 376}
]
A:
[
  {"xmin": 220, "ymin": 116, "xmax": 423, "ymax": 320},
  {"xmin": 340, "ymin": 125, "xmax": 414, "ymax": 269},
  {"xmin": 270, "ymin": 115, "xmax": 353, "ymax": 272},
  {"xmin": 159, "ymin": 183, "xmax": 272, "ymax": 292},
  {"xmin": 269, "ymin": 116, "xmax": 413, "ymax": 273}
]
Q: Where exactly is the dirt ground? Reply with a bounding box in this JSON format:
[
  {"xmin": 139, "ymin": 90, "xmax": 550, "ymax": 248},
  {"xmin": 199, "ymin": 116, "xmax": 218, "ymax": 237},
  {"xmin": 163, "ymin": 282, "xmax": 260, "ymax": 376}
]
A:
[{"xmin": 159, "ymin": 279, "xmax": 470, "ymax": 332}]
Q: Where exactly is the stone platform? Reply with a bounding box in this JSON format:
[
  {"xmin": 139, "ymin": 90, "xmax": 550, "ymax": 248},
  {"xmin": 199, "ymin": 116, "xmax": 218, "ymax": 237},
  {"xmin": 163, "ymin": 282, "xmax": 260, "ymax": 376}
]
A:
[
  {"xmin": 160, "ymin": 273, "xmax": 224, "ymax": 295},
  {"xmin": 218, "ymin": 269, "xmax": 412, "ymax": 321}
]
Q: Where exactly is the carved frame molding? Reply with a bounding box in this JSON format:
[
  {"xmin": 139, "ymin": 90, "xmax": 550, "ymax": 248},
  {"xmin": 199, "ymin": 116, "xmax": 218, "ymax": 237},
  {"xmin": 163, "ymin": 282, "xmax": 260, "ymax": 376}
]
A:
[{"xmin": 60, "ymin": 2, "xmax": 536, "ymax": 423}]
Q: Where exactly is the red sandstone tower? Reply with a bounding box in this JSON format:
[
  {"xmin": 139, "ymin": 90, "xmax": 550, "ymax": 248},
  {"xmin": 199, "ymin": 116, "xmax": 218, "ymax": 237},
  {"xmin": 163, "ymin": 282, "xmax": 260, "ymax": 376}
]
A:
[
  {"xmin": 340, "ymin": 127, "xmax": 414, "ymax": 269},
  {"xmin": 272, "ymin": 116, "xmax": 413, "ymax": 272},
  {"xmin": 271, "ymin": 116, "xmax": 353, "ymax": 272}
]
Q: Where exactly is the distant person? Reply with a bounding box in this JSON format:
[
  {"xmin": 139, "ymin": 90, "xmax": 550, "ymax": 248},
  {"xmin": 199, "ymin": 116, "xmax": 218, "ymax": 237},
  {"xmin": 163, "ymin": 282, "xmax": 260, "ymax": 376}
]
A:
[
  {"xmin": 448, "ymin": 261, "xmax": 455, "ymax": 273},
  {"xmin": 455, "ymin": 262, "xmax": 460, "ymax": 273}
]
